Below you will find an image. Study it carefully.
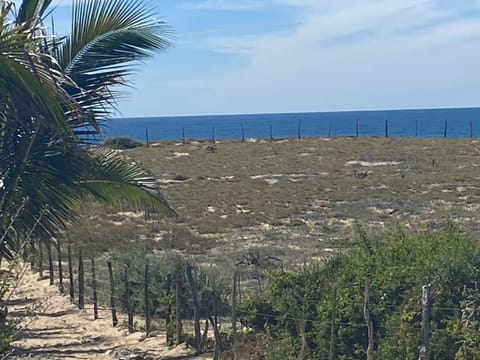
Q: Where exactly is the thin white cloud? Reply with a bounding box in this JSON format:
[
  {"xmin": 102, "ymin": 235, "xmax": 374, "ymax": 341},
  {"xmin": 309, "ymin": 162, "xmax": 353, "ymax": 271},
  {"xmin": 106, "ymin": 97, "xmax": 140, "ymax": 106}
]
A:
[{"xmin": 122, "ymin": 0, "xmax": 480, "ymax": 115}]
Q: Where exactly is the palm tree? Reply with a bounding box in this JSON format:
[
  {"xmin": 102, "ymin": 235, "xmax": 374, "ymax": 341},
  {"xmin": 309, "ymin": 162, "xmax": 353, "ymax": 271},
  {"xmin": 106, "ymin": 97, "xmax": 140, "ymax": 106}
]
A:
[{"xmin": 0, "ymin": 0, "xmax": 174, "ymax": 260}]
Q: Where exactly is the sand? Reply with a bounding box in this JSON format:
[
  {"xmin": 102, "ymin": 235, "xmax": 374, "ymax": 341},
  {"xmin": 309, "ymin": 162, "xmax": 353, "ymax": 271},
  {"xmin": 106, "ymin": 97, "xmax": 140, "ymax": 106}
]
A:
[{"xmin": 7, "ymin": 266, "xmax": 212, "ymax": 359}]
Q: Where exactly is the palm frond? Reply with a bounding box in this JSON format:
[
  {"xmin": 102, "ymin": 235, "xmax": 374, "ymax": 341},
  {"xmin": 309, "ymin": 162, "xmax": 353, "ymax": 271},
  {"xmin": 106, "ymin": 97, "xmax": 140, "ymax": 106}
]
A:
[{"xmin": 57, "ymin": 0, "xmax": 171, "ymax": 124}]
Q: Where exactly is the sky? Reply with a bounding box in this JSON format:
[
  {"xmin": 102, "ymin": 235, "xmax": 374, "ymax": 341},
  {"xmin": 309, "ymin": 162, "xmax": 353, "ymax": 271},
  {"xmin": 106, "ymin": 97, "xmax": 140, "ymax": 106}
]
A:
[{"xmin": 45, "ymin": 1, "xmax": 480, "ymax": 116}]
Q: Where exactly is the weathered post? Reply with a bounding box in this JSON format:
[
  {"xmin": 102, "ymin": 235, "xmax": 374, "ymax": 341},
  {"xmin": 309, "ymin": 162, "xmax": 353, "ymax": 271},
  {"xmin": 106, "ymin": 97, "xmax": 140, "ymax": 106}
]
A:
[
  {"xmin": 78, "ymin": 251, "xmax": 84, "ymax": 310},
  {"xmin": 186, "ymin": 263, "xmax": 201, "ymax": 354},
  {"xmin": 328, "ymin": 119, "xmax": 333, "ymax": 138},
  {"xmin": 232, "ymin": 269, "xmax": 239, "ymax": 360},
  {"xmin": 124, "ymin": 264, "xmax": 134, "ymax": 333},
  {"xmin": 107, "ymin": 261, "xmax": 118, "ymax": 327},
  {"xmin": 145, "ymin": 128, "xmax": 150, "ymax": 148},
  {"xmin": 418, "ymin": 284, "xmax": 431, "ymax": 360},
  {"xmin": 356, "ymin": 119, "xmax": 360, "ymax": 138},
  {"xmin": 329, "ymin": 286, "xmax": 337, "ymax": 360},
  {"xmin": 38, "ymin": 244, "xmax": 44, "ymax": 278},
  {"xmin": 364, "ymin": 279, "xmax": 374, "ymax": 360},
  {"xmin": 212, "ymin": 125, "xmax": 216, "ymax": 145},
  {"xmin": 444, "ymin": 120, "xmax": 448, "ymax": 138},
  {"xmin": 91, "ymin": 259, "xmax": 98, "ymax": 320},
  {"xmin": 57, "ymin": 242, "xmax": 64, "ymax": 294},
  {"xmin": 269, "ymin": 120, "xmax": 273, "ymax": 141},
  {"xmin": 241, "ymin": 123, "xmax": 245, "ymax": 143},
  {"xmin": 182, "ymin": 127, "xmax": 186, "ymax": 145},
  {"xmin": 144, "ymin": 262, "xmax": 151, "ymax": 334},
  {"xmin": 47, "ymin": 243, "xmax": 54, "ymax": 285},
  {"xmin": 67, "ymin": 242, "xmax": 74, "ymax": 302},
  {"xmin": 470, "ymin": 120, "xmax": 474, "ymax": 138},
  {"xmin": 385, "ymin": 119, "xmax": 389, "ymax": 138},
  {"xmin": 175, "ymin": 268, "xmax": 183, "ymax": 344},
  {"xmin": 297, "ymin": 120, "xmax": 302, "ymax": 140}
]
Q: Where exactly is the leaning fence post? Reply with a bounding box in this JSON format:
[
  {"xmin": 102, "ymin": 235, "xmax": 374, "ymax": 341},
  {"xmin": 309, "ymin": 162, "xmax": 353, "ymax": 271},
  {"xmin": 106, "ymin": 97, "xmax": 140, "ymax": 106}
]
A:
[
  {"xmin": 364, "ymin": 279, "xmax": 374, "ymax": 360},
  {"xmin": 91, "ymin": 259, "xmax": 98, "ymax": 320},
  {"xmin": 78, "ymin": 251, "xmax": 84, "ymax": 310},
  {"xmin": 67, "ymin": 242, "xmax": 74, "ymax": 302},
  {"xmin": 107, "ymin": 261, "xmax": 118, "ymax": 327},
  {"xmin": 144, "ymin": 262, "xmax": 151, "ymax": 334},
  {"xmin": 125, "ymin": 264, "xmax": 134, "ymax": 333},
  {"xmin": 47, "ymin": 243, "xmax": 54, "ymax": 285},
  {"xmin": 418, "ymin": 284, "xmax": 431, "ymax": 360}
]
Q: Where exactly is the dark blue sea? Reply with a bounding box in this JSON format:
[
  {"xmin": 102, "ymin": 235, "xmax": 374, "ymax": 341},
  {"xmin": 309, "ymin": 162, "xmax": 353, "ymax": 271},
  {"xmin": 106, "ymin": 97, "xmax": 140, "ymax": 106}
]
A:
[{"xmin": 105, "ymin": 108, "xmax": 480, "ymax": 142}]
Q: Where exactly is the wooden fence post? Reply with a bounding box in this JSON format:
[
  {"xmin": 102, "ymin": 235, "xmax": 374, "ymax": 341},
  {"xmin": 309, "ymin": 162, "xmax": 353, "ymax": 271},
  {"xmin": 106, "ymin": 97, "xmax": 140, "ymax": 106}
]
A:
[
  {"xmin": 364, "ymin": 279, "xmax": 374, "ymax": 360},
  {"xmin": 470, "ymin": 120, "xmax": 474, "ymax": 138},
  {"xmin": 385, "ymin": 119, "xmax": 389, "ymax": 138},
  {"xmin": 241, "ymin": 123, "xmax": 245, "ymax": 143},
  {"xmin": 107, "ymin": 261, "xmax": 118, "ymax": 327},
  {"xmin": 67, "ymin": 242, "xmax": 74, "ymax": 302},
  {"xmin": 444, "ymin": 120, "xmax": 448, "ymax": 138},
  {"xmin": 124, "ymin": 264, "xmax": 134, "ymax": 333},
  {"xmin": 165, "ymin": 273, "xmax": 174, "ymax": 346},
  {"xmin": 232, "ymin": 269, "xmax": 239, "ymax": 360},
  {"xmin": 78, "ymin": 251, "xmax": 84, "ymax": 310},
  {"xmin": 297, "ymin": 120, "xmax": 302, "ymax": 140},
  {"xmin": 57, "ymin": 242, "xmax": 64, "ymax": 294},
  {"xmin": 329, "ymin": 119, "xmax": 333, "ymax": 138},
  {"xmin": 418, "ymin": 284, "xmax": 431, "ymax": 360},
  {"xmin": 175, "ymin": 268, "xmax": 183, "ymax": 344},
  {"xmin": 91, "ymin": 259, "xmax": 98, "ymax": 320},
  {"xmin": 356, "ymin": 119, "xmax": 360, "ymax": 138},
  {"xmin": 47, "ymin": 243, "xmax": 54, "ymax": 285},
  {"xmin": 329, "ymin": 286, "xmax": 337, "ymax": 360},
  {"xmin": 38, "ymin": 244, "xmax": 43, "ymax": 278},
  {"xmin": 145, "ymin": 128, "xmax": 150, "ymax": 148},
  {"xmin": 144, "ymin": 263, "xmax": 151, "ymax": 334},
  {"xmin": 186, "ymin": 263, "xmax": 201, "ymax": 354},
  {"xmin": 269, "ymin": 120, "xmax": 273, "ymax": 141},
  {"xmin": 212, "ymin": 126, "xmax": 216, "ymax": 144}
]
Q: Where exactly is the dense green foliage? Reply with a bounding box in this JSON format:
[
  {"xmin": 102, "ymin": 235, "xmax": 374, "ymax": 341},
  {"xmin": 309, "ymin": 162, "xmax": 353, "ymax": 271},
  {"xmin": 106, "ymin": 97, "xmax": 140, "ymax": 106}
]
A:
[{"xmin": 239, "ymin": 225, "xmax": 480, "ymax": 359}]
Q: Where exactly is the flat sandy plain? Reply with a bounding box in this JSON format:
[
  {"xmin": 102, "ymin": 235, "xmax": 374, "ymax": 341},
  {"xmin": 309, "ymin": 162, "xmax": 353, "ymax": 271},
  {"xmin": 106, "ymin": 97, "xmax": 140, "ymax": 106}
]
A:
[{"xmin": 113, "ymin": 136, "xmax": 480, "ymax": 266}]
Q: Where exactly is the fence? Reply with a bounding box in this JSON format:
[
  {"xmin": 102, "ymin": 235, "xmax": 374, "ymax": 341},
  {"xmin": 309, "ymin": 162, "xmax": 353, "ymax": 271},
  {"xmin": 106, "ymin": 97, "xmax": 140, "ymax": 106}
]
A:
[
  {"xmin": 28, "ymin": 241, "xmax": 473, "ymax": 360},
  {"xmin": 134, "ymin": 118, "xmax": 479, "ymax": 145}
]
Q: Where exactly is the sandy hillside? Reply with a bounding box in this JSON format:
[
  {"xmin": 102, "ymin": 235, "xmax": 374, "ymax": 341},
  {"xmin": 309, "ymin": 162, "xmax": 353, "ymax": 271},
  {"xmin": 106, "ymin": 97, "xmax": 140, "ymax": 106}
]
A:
[{"xmin": 6, "ymin": 266, "xmax": 211, "ymax": 360}]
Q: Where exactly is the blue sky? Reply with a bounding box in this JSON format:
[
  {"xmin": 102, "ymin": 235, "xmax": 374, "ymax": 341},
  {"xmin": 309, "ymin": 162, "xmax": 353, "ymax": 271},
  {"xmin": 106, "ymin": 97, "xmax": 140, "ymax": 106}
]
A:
[{"xmin": 49, "ymin": 0, "xmax": 480, "ymax": 116}]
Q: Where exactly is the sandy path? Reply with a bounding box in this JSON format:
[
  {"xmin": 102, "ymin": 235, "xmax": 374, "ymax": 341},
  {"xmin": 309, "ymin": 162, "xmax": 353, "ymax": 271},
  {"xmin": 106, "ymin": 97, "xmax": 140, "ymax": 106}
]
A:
[{"xmin": 6, "ymin": 268, "xmax": 211, "ymax": 360}]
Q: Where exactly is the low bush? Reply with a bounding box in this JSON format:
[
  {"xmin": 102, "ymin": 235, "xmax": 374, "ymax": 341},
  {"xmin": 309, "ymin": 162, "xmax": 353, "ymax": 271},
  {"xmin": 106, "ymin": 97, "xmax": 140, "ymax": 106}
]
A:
[{"xmin": 104, "ymin": 137, "xmax": 143, "ymax": 149}]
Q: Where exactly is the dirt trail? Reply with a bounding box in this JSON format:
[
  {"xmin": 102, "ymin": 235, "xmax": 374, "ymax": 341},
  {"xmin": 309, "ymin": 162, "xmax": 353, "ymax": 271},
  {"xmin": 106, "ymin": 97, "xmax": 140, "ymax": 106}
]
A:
[{"xmin": 7, "ymin": 267, "xmax": 211, "ymax": 360}]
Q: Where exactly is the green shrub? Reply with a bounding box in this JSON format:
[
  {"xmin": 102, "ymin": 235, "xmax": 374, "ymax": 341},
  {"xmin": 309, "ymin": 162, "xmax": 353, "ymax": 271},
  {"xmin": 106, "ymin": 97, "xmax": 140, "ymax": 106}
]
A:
[
  {"xmin": 104, "ymin": 137, "xmax": 143, "ymax": 149},
  {"xmin": 239, "ymin": 224, "xmax": 480, "ymax": 359}
]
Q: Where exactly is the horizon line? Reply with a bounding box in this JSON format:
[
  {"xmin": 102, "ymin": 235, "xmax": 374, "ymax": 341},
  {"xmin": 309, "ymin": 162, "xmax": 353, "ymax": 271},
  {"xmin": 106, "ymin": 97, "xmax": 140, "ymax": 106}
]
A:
[{"xmin": 115, "ymin": 105, "xmax": 480, "ymax": 120}]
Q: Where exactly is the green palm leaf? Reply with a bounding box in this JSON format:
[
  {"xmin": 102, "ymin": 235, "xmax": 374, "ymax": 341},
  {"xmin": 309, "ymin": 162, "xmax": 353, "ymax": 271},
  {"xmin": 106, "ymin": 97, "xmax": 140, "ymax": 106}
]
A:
[{"xmin": 57, "ymin": 0, "xmax": 171, "ymax": 129}]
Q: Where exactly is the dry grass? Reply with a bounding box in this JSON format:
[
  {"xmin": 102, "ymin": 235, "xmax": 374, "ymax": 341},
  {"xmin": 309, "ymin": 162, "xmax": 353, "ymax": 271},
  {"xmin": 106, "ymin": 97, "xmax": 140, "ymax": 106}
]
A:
[{"xmin": 66, "ymin": 137, "xmax": 480, "ymax": 266}]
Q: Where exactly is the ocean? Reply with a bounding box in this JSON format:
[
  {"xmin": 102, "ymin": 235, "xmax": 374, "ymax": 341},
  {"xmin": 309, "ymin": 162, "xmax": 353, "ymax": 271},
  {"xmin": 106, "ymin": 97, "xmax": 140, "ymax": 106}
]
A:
[{"xmin": 104, "ymin": 107, "xmax": 480, "ymax": 142}]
